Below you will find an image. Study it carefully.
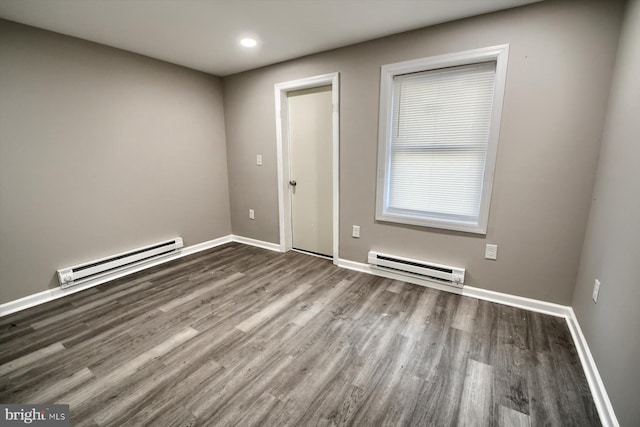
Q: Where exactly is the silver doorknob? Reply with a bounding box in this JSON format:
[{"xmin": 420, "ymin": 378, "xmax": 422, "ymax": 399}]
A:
[{"xmin": 289, "ymin": 180, "xmax": 297, "ymax": 187}]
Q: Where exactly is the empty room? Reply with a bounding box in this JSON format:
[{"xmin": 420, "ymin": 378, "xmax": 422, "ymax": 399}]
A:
[{"xmin": 0, "ymin": 0, "xmax": 638, "ymax": 425}]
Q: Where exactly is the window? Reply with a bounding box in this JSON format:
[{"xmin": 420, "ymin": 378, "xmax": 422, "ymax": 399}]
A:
[{"xmin": 376, "ymin": 45, "xmax": 508, "ymax": 234}]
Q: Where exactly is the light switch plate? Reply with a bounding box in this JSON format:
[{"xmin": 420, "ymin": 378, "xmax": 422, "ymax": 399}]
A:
[
  {"xmin": 249, "ymin": 209, "xmax": 255, "ymax": 220},
  {"xmin": 256, "ymin": 154, "xmax": 262, "ymax": 166},
  {"xmin": 352, "ymin": 225, "xmax": 360, "ymax": 238},
  {"xmin": 485, "ymin": 244, "xmax": 497, "ymax": 260}
]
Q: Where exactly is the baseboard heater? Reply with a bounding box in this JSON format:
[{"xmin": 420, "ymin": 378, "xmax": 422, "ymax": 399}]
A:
[
  {"xmin": 57, "ymin": 237, "xmax": 184, "ymax": 289},
  {"xmin": 368, "ymin": 251, "xmax": 465, "ymax": 288}
]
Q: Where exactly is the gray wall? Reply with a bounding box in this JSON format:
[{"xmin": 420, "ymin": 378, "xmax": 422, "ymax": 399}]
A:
[
  {"xmin": 223, "ymin": 0, "xmax": 624, "ymax": 304},
  {"xmin": 0, "ymin": 20, "xmax": 231, "ymax": 303},
  {"xmin": 572, "ymin": 0, "xmax": 640, "ymax": 425}
]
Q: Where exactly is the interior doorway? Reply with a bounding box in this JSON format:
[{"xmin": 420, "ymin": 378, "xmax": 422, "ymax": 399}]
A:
[{"xmin": 274, "ymin": 73, "xmax": 339, "ymax": 263}]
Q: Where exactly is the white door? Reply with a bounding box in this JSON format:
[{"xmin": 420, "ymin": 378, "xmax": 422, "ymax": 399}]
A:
[{"xmin": 288, "ymin": 85, "xmax": 333, "ymax": 257}]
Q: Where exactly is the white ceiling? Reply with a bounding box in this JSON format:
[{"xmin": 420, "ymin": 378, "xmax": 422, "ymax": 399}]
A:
[{"xmin": 0, "ymin": 0, "xmax": 541, "ymax": 76}]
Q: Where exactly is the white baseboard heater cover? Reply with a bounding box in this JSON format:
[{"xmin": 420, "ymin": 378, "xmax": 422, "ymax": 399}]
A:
[
  {"xmin": 368, "ymin": 251, "xmax": 465, "ymax": 287},
  {"xmin": 57, "ymin": 237, "xmax": 184, "ymax": 289}
]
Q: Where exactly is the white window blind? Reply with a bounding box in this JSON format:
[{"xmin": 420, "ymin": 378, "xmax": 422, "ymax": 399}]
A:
[{"xmin": 387, "ymin": 61, "xmax": 497, "ymax": 224}]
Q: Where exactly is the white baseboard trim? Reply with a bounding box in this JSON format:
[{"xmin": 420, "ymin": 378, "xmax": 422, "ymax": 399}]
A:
[
  {"xmin": 462, "ymin": 285, "xmax": 570, "ymax": 318},
  {"xmin": 181, "ymin": 235, "xmax": 233, "ymax": 256},
  {"xmin": 230, "ymin": 235, "xmax": 282, "ymax": 252},
  {"xmin": 0, "ymin": 235, "xmax": 234, "ymax": 317},
  {"xmin": 565, "ymin": 308, "xmax": 619, "ymax": 427}
]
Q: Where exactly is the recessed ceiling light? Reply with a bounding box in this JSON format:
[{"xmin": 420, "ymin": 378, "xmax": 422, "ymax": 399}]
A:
[{"xmin": 240, "ymin": 38, "xmax": 257, "ymax": 48}]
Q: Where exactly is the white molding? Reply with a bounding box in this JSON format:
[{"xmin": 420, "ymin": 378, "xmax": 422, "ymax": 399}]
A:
[
  {"xmin": 565, "ymin": 308, "xmax": 619, "ymax": 427},
  {"xmin": 274, "ymin": 72, "xmax": 340, "ymax": 264},
  {"xmin": 181, "ymin": 235, "xmax": 233, "ymax": 255},
  {"xmin": 0, "ymin": 289, "xmax": 59, "ymax": 318},
  {"xmin": 230, "ymin": 235, "xmax": 281, "ymax": 252},
  {"xmin": 0, "ymin": 235, "xmax": 234, "ymax": 317},
  {"xmin": 462, "ymin": 284, "xmax": 570, "ymax": 318}
]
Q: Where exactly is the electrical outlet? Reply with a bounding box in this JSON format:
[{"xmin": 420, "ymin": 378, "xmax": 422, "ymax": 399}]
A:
[
  {"xmin": 249, "ymin": 209, "xmax": 255, "ymax": 220},
  {"xmin": 352, "ymin": 225, "xmax": 360, "ymax": 238},
  {"xmin": 592, "ymin": 279, "xmax": 600, "ymax": 303},
  {"xmin": 256, "ymin": 154, "xmax": 262, "ymax": 166},
  {"xmin": 485, "ymin": 244, "xmax": 498, "ymax": 260}
]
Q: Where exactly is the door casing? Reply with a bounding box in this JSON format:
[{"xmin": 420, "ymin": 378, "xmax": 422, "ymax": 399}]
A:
[{"xmin": 274, "ymin": 72, "xmax": 340, "ymax": 264}]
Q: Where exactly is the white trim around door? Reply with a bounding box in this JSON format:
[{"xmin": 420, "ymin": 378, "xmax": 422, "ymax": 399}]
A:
[{"xmin": 274, "ymin": 72, "xmax": 340, "ymax": 264}]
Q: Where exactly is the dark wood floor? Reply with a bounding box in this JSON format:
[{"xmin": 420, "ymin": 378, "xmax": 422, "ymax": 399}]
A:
[{"xmin": 0, "ymin": 243, "xmax": 599, "ymax": 426}]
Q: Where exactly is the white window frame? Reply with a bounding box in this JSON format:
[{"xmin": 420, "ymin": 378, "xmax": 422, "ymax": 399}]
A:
[{"xmin": 375, "ymin": 44, "xmax": 509, "ymax": 234}]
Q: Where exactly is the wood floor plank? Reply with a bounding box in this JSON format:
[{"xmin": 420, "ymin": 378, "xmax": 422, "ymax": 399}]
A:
[
  {"xmin": 0, "ymin": 332, "xmax": 133, "ymax": 403},
  {"xmin": 120, "ymin": 360, "xmax": 223, "ymax": 427},
  {"xmin": 202, "ymin": 352, "xmax": 297, "ymax": 426},
  {"xmin": 157, "ymin": 271, "xmax": 245, "ymax": 312},
  {"xmin": 451, "ymin": 295, "xmax": 479, "ymax": 333},
  {"xmin": 0, "ymin": 290, "xmax": 98, "ymax": 332},
  {"xmin": 490, "ymin": 305, "xmax": 532, "ymax": 418},
  {"xmin": 230, "ymin": 392, "xmax": 280, "ymax": 427},
  {"xmin": 32, "ymin": 292, "xmax": 130, "ymax": 330},
  {"xmin": 25, "ymin": 367, "xmax": 94, "ymax": 404},
  {"xmin": 456, "ymin": 359, "xmax": 494, "ymax": 426},
  {"xmin": 0, "ymin": 342, "xmax": 65, "ymax": 376},
  {"xmin": 0, "ymin": 243, "xmax": 600, "ymax": 426},
  {"xmin": 409, "ymin": 327, "xmax": 474, "ymax": 425},
  {"xmin": 61, "ymin": 327, "xmax": 199, "ymax": 409},
  {"xmin": 401, "ymin": 286, "xmax": 437, "ymax": 341},
  {"xmin": 0, "ymin": 322, "xmax": 86, "ymax": 365},
  {"xmin": 187, "ymin": 350, "xmax": 294, "ymax": 420},
  {"xmin": 385, "ymin": 279, "xmax": 405, "ymax": 294},
  {"xmin": 348, "ymin": 334, "xmax": 410, "ymax": 426},
  {"xmin": 93, "ymin": 355, "xmax": 217, "ymax": 427},
  {"xmin": 292, "ymin": 278, "xmax": 351, "ymax": 326},
  {"xmin": 235, "ymin": 283, "xmax": 312, "ymax": 333},
  {"xmin": 499, "ymin": 405, "xmax": 531, "ymax": 427},
  {"xmin": 72, "ymin": 359, "xmax": 168, "ymax": 425}
]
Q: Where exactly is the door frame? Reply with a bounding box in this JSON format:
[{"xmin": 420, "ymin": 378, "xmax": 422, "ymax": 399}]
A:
[{"xmin": 274, "ymin": 72, "xmax": 340, "ymax": 264}]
